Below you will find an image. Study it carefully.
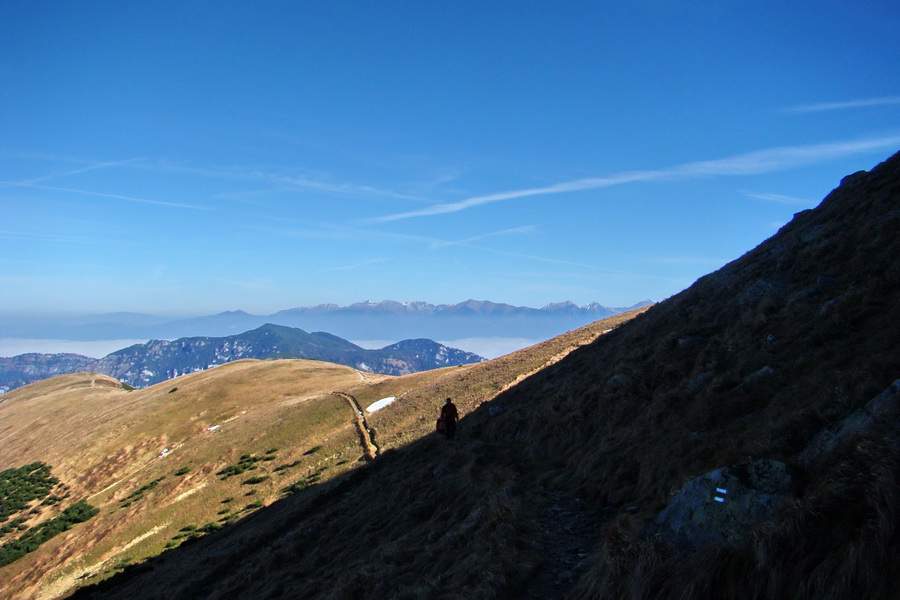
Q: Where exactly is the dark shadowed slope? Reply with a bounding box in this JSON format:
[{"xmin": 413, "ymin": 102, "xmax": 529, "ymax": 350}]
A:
[
  {"xmin": 68, "ymin": 151, "xmax": 899, "ymax": 600},
  {"xmin": 0, "ymin": 310, "xmax": 642, "ymax": 600}
]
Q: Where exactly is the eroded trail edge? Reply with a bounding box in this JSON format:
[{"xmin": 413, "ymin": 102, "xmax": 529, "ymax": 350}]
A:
[{"xmin": 335, "ymin": 392, "xmax": 379, "ymax": 461}]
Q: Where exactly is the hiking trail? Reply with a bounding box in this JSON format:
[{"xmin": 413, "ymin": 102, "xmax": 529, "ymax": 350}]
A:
[
  {"xmin": 335, "ymin": 392, "xmax": 379, "ymax": 461},
  {"xmin": 520, "ymin": 490, "xmax": 608, "ymax": 599}
]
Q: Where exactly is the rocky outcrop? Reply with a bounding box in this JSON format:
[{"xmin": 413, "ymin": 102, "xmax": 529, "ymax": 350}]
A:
[
  {"xmin": 794, "ymin": 379, "xmax": 900, "ymax": 470},
  {"xmin": 652, "ymin": 459, "xmax": 792, "ymax": 552}
]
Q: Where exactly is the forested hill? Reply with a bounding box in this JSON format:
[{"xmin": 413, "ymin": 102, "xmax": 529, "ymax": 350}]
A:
[{"xmin": 1, "ymin": 324, "xmax": 484, "ymax": 390}]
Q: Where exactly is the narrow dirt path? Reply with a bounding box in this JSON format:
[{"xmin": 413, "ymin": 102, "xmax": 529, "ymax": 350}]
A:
[
  {"xmin": 335, "ymin": 392, "xmax": 379, "ymax": 461},
  {"xmin": 520, "ymin": 490, "xmax": 608, "ymax": 599},
  {"xmin": 340, "ymin": 364, "xmax": 372, "ymax": 382}
]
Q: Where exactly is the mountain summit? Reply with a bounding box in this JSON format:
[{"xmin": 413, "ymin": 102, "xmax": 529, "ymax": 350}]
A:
[
  {"xmin": 1, "ymin": 300, "xmax": 651, "ymax": 344},
  {"xmin": 0, "ymin": 325, "xmax": 485, "ymax": 390}
]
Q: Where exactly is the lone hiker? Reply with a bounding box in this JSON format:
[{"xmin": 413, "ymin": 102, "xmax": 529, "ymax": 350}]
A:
[{"xmin": 439, "ymin": 397, "xmax": 460, "ymax": 440}]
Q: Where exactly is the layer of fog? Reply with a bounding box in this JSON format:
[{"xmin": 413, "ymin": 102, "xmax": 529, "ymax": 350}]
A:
[
  {"xmin": 353, "ymin": 337, "xmax": 540, "ymax": 360},
  {"xmin": 0, "ymin": 339, "xmax": 149, "ymax": 359},
  {"xmin": 1, "ymin": 337, "xmax": 541, "ymax": 361}
]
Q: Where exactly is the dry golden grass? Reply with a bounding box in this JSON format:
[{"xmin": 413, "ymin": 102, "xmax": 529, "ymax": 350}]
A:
[
  {"xmin": 0, "ymin": 360, "xmax": 393, "ymax": 598},
  {"xmin": 0, "ymin": 311, "xmax": 641, "ymax": 600},
  {"xmin": 49, "ymin": 152, "xmax": 900, "ymax": 600},
  {"xmin": 6, "ymin": 153, "xmax": 898, "ymax": 600}
]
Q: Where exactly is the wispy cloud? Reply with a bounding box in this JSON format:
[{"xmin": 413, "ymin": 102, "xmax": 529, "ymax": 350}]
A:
[
  {"xmin": 210, "ymin": 277, "xmax": 273, "ymax": 290},
  {"xmin": 11, "ymin": 154, "xmax": 435, "ymax": 205},
  {"xmin": 132, "ymin": 160, "xmax": 431, "ymax": 204},
  {"xmin": 371, "ymin": 135, "xmax": 900, "ymax": 222},
  {"xmin": 782, "ymin": 96, "xmax": 900, "ymax": 113},
  {"xmin": 0, "ymin": 181, "xmax": 208, "ymax": 210},
  {"xmin": 328, "ymin": 258, "xmax": 387, "ymax": 272},
  {"xmin": 0, "ymin": 229, "xmax": 105, "ymax": 244},
  {"xmin": 368, "ymin": 173, "xmax": 649, "ymax": 222},
  {"xmin": 19, "ymin": 159, "xmax": 142, "ymax": 185},
  {"xmin": 259, "ymin": 217, "xmax": 614, "ymax": 273},
  {"xmin": 648, "ymin": 255, "xmax": 728, "ymax": 266},
  {"xmin": 743, "ymin": 191, "xmax": 815, "ymax": 206},
  {"xmin": 479, "ymin": 247, "xmax": 625, "ymax": 272},
  {"xmin": 270, "ymin": 173, "xmax": 430, "ymax": 203},
  {"xmin": 429, "ymin": 225, "xmax": 538, "ymax": 248}
]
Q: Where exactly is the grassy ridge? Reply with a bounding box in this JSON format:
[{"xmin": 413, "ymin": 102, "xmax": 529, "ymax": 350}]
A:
[
  {"xmin": 0, "ymin": 361, "xmax": 376, "ymax": 596},
  {"xmin": 0, "ymin": 315, "xmax": 636, "ymax": 600},
  {"xmin": 46, "ymin": 151, "xmax": 900, "ymax": 600}
]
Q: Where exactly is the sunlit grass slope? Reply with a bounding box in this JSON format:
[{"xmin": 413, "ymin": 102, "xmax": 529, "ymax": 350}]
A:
[
  {"xmin": 0, "ymin": 360, "xmax": 382, "ymax": 599},
  {"xmin": 49, "ymin": 151, "xmax": 900, "ymax": 600},
  {"xmin": 0, "ymin": 308, "xmax": 644, "ymax": 600}
]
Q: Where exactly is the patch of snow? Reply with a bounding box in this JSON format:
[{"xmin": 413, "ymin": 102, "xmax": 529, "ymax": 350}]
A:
[
  {"xmin": 367, "ymin": 396, "xmax": 397, "ymax": 413},
  {"xmin": 208, "ymin": 425, "xmax": 220, "ymax": 431}
]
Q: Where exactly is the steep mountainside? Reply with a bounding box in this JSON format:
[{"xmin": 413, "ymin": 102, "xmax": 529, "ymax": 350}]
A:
[
  {"xmin": 55, "ymin": 151, "xmax": 900, "ymax": 600},
  {"xmin": 1, "ymin": 325, "xmax": 485, "ymax": 390},
  {"xmin": 0, "ymin": 309, "xmax": 642, "ymax": 600}
]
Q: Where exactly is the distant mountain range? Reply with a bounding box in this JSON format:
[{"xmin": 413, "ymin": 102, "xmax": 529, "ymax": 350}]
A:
[
  {"xmin": 0, "ymin": 353, "xmax": 97, "ymax": 393},
  {"xmin": 0, "ymin": 324, "xmax": 484, "ymax": 391},
  {"xmin": 5, "ymin": 153, "xmax": 900, "ymax": 600},
  {"xmin": 0, "ymin": 300, "xmax": 653, "ymax": 343}
]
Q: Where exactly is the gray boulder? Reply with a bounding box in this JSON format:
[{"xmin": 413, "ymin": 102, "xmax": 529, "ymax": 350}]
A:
[{"xmin": 653, "ymin": 459, "xmax": 791, "ymax": 552}]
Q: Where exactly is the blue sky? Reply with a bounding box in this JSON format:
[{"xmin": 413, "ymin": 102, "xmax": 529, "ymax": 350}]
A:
[{"xmin": 2, "ymin": 0, "xmax": 899, "ymax": 318}]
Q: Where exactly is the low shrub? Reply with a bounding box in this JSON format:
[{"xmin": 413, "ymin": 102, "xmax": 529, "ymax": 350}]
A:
[
  {"xmin": 0, "ymin": 499, "xmax": 99, "ymax": 567},
  {"xmin": 242, "ymin": 476, "xmax": 270, "ymax": 486}
]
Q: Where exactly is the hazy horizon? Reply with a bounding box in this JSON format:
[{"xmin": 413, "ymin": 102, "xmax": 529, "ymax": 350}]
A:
[
  {"xmin": 0, "ymin": 335, "xmax": 535, "ymax": 361},
  {"xmin": 4, "ymin": 2, "xmax": 898, "ymax": 317},
  {"xmin": 0, "ymin": 297, "xmax": 651, "ymax": 320}
]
